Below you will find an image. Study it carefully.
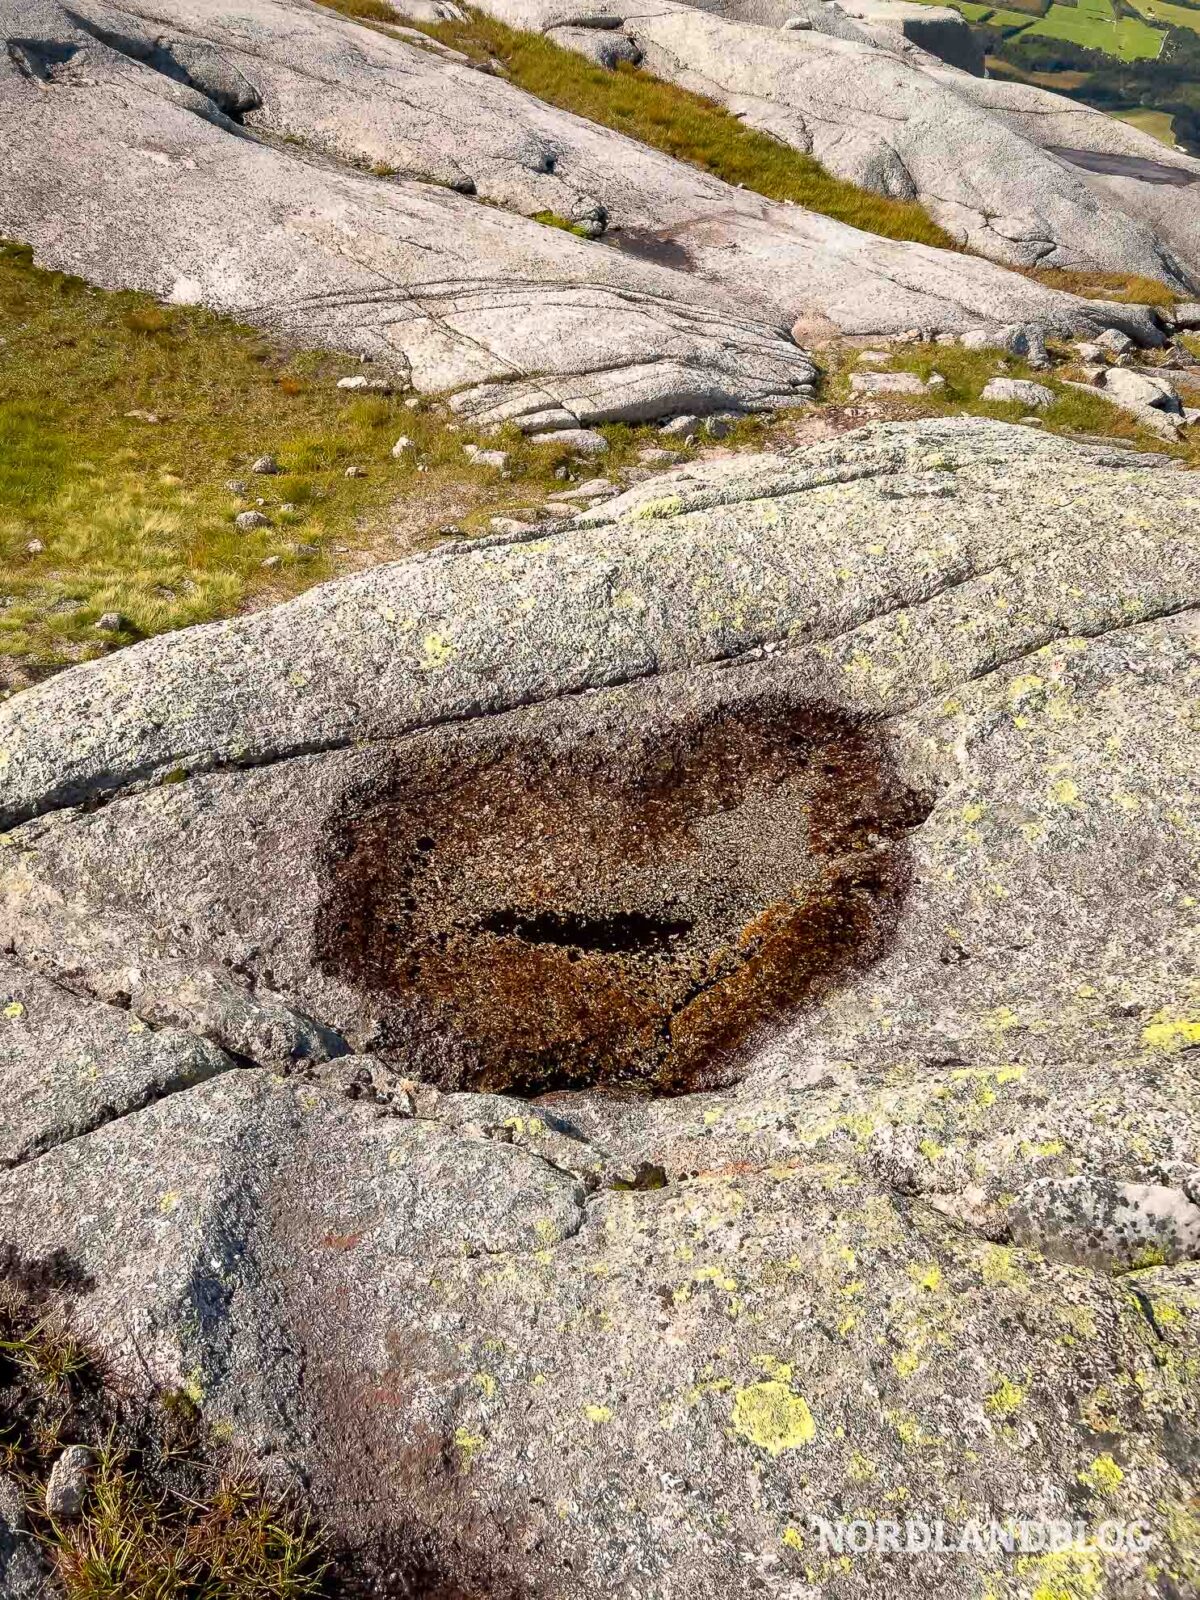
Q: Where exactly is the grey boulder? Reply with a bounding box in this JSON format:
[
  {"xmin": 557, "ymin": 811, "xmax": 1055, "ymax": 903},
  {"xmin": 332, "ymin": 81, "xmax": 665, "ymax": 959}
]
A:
[{"xmin": 980, "ymin": 377, "xmax": 1055, "ymax": 409}]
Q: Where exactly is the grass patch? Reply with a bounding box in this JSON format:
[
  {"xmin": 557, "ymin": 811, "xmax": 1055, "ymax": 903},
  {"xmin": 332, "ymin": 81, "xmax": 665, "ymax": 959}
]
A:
[
  {"xmin": 0, "ymin": 1246, "xmax": 326, "ymax": 1599},
  {"xmin": 828, "ymin": 341, "xmax": 1199, "ymax": 463},
  {"xmin": 531, "ymin": 210, "xmax": 594, "ymax": 238},
  {"xmin": 0, "ymin": 239, "xmax": 681, "ymax": 684},
  {"xmin": 315, "ymin": 1, "xmax": 958, "ymax": 249},
  {"xmin": 1024, "ymin": 266, "xmax": 1185, "ymax": 308}
]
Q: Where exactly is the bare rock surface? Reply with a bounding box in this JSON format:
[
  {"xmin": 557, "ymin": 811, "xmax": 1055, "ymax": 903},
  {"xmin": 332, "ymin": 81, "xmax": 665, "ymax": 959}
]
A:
[
  {"xmin": 476, "ymin": 0, "xmax": 1199, "ymax": 287},
  {"xmin": 1, "ymin": 418, "xmax": 1199, "ymax": 1593},
  {"xmin": 933, "ymin": 69, "xmax": 1200, "ymax": 286},
  {"xmin": 0, "ymin": 0, "xmax": 819, "ymax": 427},
  {"xmin": 0, "ymin": 0, "xmax": 1173, "ymax": 382},
  {"xmin": 0, "ymin": 1476, "xmax": 46, "ymax": 1599}
]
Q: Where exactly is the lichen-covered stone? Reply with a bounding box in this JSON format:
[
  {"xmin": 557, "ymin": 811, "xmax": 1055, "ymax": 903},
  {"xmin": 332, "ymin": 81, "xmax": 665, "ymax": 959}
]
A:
[{"xmin": 1, "ymin": 419, "xmax": 1198, "ymax": 1597}]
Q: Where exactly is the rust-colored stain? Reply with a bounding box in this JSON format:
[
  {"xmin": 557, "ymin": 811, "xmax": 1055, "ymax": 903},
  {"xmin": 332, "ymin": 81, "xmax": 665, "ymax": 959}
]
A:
[
  {"xmin": 315, "ymin": 692, "xmax": 927, "ymax": 1096},
  {"xmin": 321, "ymin": 1230, "xmax": 365, "ymax": 1251}
]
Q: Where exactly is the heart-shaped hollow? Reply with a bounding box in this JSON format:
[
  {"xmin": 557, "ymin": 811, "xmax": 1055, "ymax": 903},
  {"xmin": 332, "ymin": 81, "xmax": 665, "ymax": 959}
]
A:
[{"xmin": 315, "ymin": 686, "xmax": 929, "ymax": 1096}]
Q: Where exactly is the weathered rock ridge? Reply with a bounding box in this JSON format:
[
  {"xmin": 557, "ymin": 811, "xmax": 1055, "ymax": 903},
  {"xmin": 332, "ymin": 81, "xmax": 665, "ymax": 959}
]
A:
[
  {"xmin": 0, "ymin": 0, "xmax": 1179, "ymax": 423},
  {"xmin": 475, "ymin": 0, "xmax": 1200, "ymax": 287},
  {"xmin": 1, "ymin": 419, "xmax": 1199, "ymax": 1596}
]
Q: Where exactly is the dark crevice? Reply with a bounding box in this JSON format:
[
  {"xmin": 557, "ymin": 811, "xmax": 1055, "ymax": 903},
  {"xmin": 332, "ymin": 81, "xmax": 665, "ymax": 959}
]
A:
[
  {"xmin": 475, "ymin": 907, "xmax": 693, "ymax": 955},
  {"xmin": 63, "ymin": 10, "xmax": 262, "ymax": 119}
]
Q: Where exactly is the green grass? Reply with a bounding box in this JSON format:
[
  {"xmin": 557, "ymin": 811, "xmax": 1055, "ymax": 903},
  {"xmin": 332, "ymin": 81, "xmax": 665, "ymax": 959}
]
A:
[
  {"xmin": 830, "ymin": 342, "xmax": 1199, "ymax": 465},
  {"xmin": 337, "ymin": 4, "xmax": 959, "ymax": 250},
  {"xmin": 532, "ymin": 209, "xmax": 595, "ymax": 237},
  {"xmin": 1125, "ymin": 0, "xmax": 1200, "ymax": 32},
  {"xmin": 1110, "ymin": 105, "xmax": 1180, "ymax": 141},
  {"xmin": 1024, "ymin": 0, "xmax": 1165, "ymax": 61},
  {"xmin": 0, "ymin": 240, "xmax": 678, "ymax": 682},
  {"xmin": 920, "ymin": 0, "xmax": 1168, "ymax": 54}
]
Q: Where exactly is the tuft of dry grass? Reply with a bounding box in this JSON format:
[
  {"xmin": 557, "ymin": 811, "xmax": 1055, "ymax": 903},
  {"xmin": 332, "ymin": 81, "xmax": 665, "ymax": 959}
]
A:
[
  {"xmin": 314, "ymin": 0, "xmax": 959, "ymax": 249},
  {"xmin": 0, "ymin": 1271, "xmax": 327, "ymax": 1600},
  {"xmin": 49, "ymin": 1447, "xmax": 325, "ymax": 1600},
  {"xmin": 1024, "ymin": 266, "xmax": 1184, "ymax": 309}
]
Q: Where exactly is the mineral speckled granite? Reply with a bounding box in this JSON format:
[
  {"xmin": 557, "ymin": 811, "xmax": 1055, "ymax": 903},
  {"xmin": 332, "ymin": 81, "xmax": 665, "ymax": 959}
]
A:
[
  {"xmin": 0, "ymin": 0, "xmax": 1181, "ymax": 391},
  {"xmin": 1, "ymin": 419, "xmax": 1198, "ymax": 1596}
]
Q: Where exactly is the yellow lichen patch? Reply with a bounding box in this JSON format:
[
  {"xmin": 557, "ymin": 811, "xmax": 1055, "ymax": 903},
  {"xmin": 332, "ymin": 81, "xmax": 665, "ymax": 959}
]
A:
[
  {"xmin": 695, "ymin": 1265, "xmax": 739, "ymax": 1293},
  {"xmin": 1141, "ymin": 1014, "xmax": 1200, "ymax": 1053},
  {"xmin": 730, "ymin": 1381, "xmax": 816, "ymax": 1454},
  {"xmin": 892, "ymin": 1348, "xmax": 921, "ymax": 1379},
  {"xmin": 781, "ymin": 1525, "xmax": 805, "ymax": 1550},
  {"xmin": 454, "ymin": 1426, "xmax": 486, "ymax": 1466},
  {"xmin": 473, "ymin": 1372, "xmax": 498, "ymax": 1399},
  {"xmin": 420, "ymin": 629, "xmax": 454, "ymax": 669},
  {"xmin": 584, "ymin": 1404, "xmax": 613, "ymax": 1424},
  {"xmin": 2, "ymin": 1000, "xmax": 24, "ymax": 1019},
  {"xmin": 1015, "ymin": 1548, "xmax": 1103, "ymax": 1600},
  {"xmin": 754, "ymin": 1354, "xmax": 795, "ymax": 1381},
  {"xmin": 909, "ymin": 1262, "xmax": 943, "ymax": 1293},
  {"xmin": 985, "ymin": 1377, "xmax": 1026, "ymax": 1419},
  {"xmin": 985, "ymin": 1248, "xmax": 1024, "ymax": 1299},
  {"xmin": 628, "ymin": 494, "xmax": 684, "ymax": 522},
  {"xmin": 1077, "ymin": 1453, "xmax": 1124, "ymax": 1496},
  {"xmin": 1049, "ymin": 777, "xmax": 1081, "ymax": 808}
]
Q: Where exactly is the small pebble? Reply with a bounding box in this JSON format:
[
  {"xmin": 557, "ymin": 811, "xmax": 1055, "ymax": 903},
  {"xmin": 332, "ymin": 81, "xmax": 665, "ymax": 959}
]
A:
[
  {"xmin": 46, "ymin": 1446, "xmax": 91, "ymax": 1521},
  {"xmin": 94, "ymin": 611, "xmax": 123, "ymax": 633},
  {"xmin": 235, "ymin": 509, "xmax": 271, "ymax": 531},
  {"xmin": 25, "ymin": 539, "xmax": 44, "ymax": 555},
  {"xmin": 251, "ymin": 455, "xmax": 280, "ymax": 475},
  {"xmin": 344, "ymin": 465, "xmax": 367, "ymax": 478},
  {"xmin": 391, "ymin": 436, "xmax": 413, "ymax": 458}
]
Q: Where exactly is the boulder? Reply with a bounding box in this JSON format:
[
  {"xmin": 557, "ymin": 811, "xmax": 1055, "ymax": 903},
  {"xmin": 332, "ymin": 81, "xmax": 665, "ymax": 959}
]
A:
[
  {"xmin": 2, "ymin": 418, "xmax": 1199, "ymax": 1593},
  {"xmin": 849, "ymin": 369, "xmax": 930, "ymax": 394},
  {"xmin": 1101, "ymin": 367, "xmax": 1182, "ymax": 415},
  {"xmin": 980, "ymin": 377, "xmax": 1055, "ymax": 409}
]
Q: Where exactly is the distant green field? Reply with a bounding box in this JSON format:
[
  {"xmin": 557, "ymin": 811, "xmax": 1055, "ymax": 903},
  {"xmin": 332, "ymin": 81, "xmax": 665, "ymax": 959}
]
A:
[
  {"xmin": 1111, "ymin": 105, "xmax": 1180, "ymax": 141},
  {"xmin": 920, "ymin": 0, "xmax": 1168, "ymax": 58},
  {"xmin": 1025, "ymin": 0, "xmax": 1164, "ymax": 59},
  {"xmin": 1127, "ymin": 0, "xmax": 1200, "ymax": 35}
]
